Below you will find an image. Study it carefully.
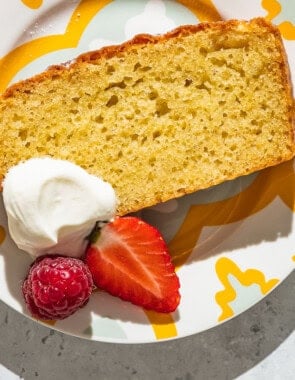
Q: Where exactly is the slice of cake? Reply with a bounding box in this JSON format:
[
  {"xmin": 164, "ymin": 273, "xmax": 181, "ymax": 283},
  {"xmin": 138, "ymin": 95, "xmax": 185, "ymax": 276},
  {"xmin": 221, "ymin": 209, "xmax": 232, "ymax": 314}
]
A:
[{"xmin": 0, "ymin": 18, "xmax": 294, "ymax": 215}]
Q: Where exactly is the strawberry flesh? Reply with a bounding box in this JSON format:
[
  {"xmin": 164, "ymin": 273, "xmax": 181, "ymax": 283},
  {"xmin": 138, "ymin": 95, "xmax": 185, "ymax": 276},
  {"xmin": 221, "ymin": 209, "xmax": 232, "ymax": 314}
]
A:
[{"xmin": 86, "ymin": 217, "xmax": 180, "ymax": 312}]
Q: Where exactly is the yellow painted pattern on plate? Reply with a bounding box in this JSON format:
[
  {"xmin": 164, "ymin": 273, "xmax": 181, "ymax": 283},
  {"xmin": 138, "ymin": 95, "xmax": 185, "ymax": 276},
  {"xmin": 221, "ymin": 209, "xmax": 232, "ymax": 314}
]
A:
[
  {"xmin": 0, "ymin": 0, "xmax": 292, "ymax": 341},
  {"xmin": 146, "ymin": 0, "xmax": 221, "ymax": 339},
  {"xmin": 292, "ymin": 255, "xmax": 295, "ymax": 262},
  {"xmin": 262, "ymin": 0, "xmax": 295, "ymax": 39},
  {"xmin": 0, "ymin": 226, "xmax": 5, "ymax": 245},
  {"xmin": 277, "ymin": 21, "xmax": 295, "ymax": 40},
  {"xmin": 41, "ymin": 319, "xmax": 56, "ymax": 326},
  {"xmin": 262, "ymin": 0, "xmax": 281, "ymax": 20},
  {"xmin": 215, "ymin": 257, "xmax": 279, "ymax": 321},
  {"xmin": 169, "ymin": 160, "xmax": 295, "ymax": 269},
  {"xmin": 0, "ymin": 0, "xmax": 112, "ymax": 92},
  {"xmin": 144, "ymin": 311, "xmax": 178, "ymax": 340},
  {"xmin": 21, "ymin": 0, "xmax": 43, "ymax": 9},
  {"xmin": 177, "ymin": 0, "xmax": 222, "ymax": 21}
]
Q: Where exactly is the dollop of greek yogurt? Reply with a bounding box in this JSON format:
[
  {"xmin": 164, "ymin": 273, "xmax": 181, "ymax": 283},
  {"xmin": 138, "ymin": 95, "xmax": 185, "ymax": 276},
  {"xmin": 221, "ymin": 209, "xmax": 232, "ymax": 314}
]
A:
[{"xmin": 3, "ymin": 157, "xmax": 117, "ymax": 258}]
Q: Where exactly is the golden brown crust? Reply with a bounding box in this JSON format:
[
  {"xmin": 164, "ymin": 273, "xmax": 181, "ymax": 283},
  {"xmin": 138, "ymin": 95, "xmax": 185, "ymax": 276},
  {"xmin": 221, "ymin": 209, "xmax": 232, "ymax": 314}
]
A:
[
  {"xmin": 3, "ymin": 18, "xmax": 293, "ymax": 157},
  {"xmin": 278, "ymin": 46, "xmax": 295, "ymax": 148},
  {"xmin": 120, "ymin": 154, "xmax": 293, "ymax": 215},
  {"xmin": 261, "ymin": 19, "xmax": 295, "ymax": 150},
  {"xmin": 1, "ymin": 18, "xmax": 294, "ymax": 216},
  {"xmin": 3, "ymin": 18, "xmax": 292, "ymax": 100}
]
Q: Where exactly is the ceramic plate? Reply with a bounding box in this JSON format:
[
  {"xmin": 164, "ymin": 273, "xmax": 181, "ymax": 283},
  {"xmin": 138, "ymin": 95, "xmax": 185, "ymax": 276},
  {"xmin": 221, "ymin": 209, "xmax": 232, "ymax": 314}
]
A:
[{"xmin": 0, "ymin": 0, "xmax": 294, "ymax": 343}]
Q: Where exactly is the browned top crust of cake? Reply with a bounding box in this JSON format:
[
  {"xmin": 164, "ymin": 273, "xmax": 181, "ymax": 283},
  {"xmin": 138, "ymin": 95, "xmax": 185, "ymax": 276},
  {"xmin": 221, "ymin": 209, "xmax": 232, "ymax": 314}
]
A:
[{"xmin": 0, "ymin": 18, "xmax": 294, "ymax": 215}]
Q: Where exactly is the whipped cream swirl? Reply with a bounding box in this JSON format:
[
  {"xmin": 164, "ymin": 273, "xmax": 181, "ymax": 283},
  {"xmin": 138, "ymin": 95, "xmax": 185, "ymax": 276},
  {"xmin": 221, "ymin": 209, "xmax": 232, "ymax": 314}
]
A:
[{"xmin": 3, "ymin": 158, "xmax": 117, "ymax": 258}]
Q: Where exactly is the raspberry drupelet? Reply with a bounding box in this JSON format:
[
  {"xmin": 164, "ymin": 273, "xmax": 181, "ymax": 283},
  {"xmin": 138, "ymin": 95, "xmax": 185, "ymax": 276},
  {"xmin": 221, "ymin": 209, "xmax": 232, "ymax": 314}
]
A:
[{"xmin": 22, "ymin": 255, "xmax": 93, "ymax": 320}]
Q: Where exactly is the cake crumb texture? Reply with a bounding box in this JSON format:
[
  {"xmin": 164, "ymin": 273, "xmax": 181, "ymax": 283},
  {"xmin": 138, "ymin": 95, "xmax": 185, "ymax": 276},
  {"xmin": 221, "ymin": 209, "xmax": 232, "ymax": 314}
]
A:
[{"xmin": 0, "ymin": 18, "xmax": 294, "ymax": 215}]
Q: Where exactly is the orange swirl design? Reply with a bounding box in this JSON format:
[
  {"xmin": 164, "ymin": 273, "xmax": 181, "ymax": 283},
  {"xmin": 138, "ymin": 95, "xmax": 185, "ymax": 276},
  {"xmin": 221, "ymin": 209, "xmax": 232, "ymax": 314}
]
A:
[
  {"xmin": 262, "ymin": 0, "xmax": 295, "ymax": 40},
  {"xmin": 21, "ymin": 0, "xmax": 43, "ymax": 9},
  {"xmin": 262, "ymin": 0, "xmax": 281, "ymax": 20},
  {"xmin": 41, "ymin": 319, "xmax": 56, "ymax": 326},
  {"xmin": 169, "ymin": 160, "xmax": 295, "ymax": 268},
  {"xmin": 0, "ymin": 226, "xmax": 5, "ymax": 245},
  {"xmin": 177, "ymin": 0, "xmax": 222, "ymax": 22},
  {"xmin": 0, "ymin": 0, "xmax": 112, "ymax": 92},
  {"xmin": 145, "ymin": 311, "xmax": 178, "ymax": 339},
  {"xmin": 0, "ymin": 0, "xmax": 292, "ymax": 340},
  {"xmin": 215, "ymin": 257, "xmax": 279, "ymax": 321}
]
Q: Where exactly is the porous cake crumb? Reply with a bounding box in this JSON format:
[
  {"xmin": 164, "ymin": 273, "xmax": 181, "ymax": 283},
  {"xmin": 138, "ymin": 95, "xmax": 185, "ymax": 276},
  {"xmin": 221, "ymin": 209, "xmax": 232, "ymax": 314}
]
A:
[{"xmin": 0, "ymin": 18, "xmax": 294, "ymax": 215}]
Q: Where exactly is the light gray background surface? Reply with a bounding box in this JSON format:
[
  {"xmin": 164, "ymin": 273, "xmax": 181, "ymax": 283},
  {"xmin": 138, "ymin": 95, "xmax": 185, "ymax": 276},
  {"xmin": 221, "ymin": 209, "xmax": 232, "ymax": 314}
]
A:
[{"xmin": 0, "ymin": 271, "xmax": 293, "ymax": 380}]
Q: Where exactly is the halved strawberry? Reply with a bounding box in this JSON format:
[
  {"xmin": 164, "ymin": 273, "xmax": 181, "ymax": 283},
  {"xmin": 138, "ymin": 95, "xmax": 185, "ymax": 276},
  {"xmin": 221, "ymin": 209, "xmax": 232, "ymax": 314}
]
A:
[{"xmin": 85, "ymin": 216, "xmax": 180, "ymax": 313}]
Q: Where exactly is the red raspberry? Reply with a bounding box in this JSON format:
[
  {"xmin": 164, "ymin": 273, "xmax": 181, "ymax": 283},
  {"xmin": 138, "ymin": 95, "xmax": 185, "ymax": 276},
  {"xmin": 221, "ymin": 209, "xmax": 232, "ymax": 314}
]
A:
[{"xmin": 22, "ymin": 255, "xmax": 93, "ymax": 320}]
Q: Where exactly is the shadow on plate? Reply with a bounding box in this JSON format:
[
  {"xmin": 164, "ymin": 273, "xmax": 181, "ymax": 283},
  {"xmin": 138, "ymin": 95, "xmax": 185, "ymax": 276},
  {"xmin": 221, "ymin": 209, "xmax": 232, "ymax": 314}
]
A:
[
  {"xmin": 139, "ymin": 159, "xmax": 295, "ymax": 268},
  {"xmin": 0, "ymin": 195, "xmax": 180, "ymax": 328},
  {"xmin": 0, "ymin": 159, "xmax": 293, "ymax": 329}
]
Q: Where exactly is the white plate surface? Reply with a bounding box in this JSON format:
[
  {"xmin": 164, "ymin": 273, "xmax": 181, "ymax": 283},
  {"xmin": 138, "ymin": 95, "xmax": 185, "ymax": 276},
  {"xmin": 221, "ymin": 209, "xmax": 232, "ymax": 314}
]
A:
[{"xmin": 0, "ymin": 0, "xmax": 294, "ymax": 343}]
